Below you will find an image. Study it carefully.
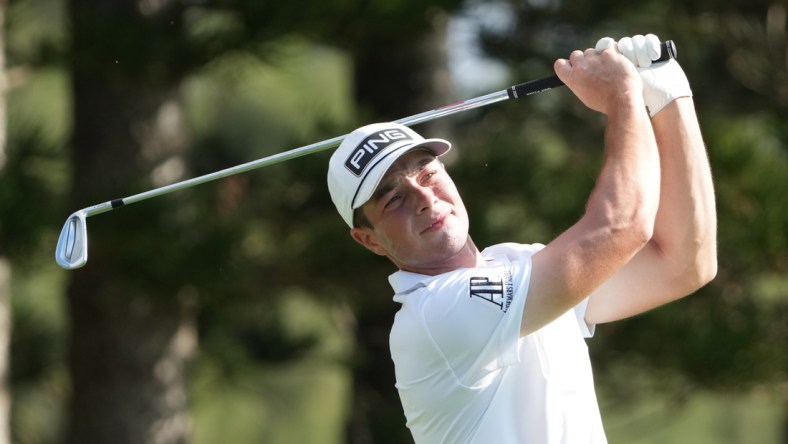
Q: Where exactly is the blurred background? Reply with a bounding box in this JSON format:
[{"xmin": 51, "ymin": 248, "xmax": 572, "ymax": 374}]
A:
[{"xmin": 1, "ymin": 0, "xmax": 786, "ymax": 443}]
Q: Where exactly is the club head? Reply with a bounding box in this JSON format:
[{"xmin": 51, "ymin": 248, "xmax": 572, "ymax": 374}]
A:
[{"xmin": 55, "ymin": 211, "xmax": 88, "ymax": 269}]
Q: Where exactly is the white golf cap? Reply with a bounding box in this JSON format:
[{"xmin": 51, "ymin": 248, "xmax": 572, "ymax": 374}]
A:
[{"xmin": 327, "ymin": 122, "xmax": 451, "ymax": 227}]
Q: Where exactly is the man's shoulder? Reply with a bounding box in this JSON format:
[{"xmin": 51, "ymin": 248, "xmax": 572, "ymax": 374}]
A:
[{"xmin": 481, "ymin": 242, "xmax": 546, "ymax": 261}]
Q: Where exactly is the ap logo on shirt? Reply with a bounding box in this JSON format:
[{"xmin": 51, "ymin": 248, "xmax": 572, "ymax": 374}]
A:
[{"xmin": 469, "ymin": 268, "xmax": 514, "ymax": 312}]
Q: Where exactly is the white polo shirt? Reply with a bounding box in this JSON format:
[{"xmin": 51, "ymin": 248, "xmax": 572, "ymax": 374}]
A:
[{"xmin": 389, "ymin": 242, "xmax": 606, "ymax": 444}]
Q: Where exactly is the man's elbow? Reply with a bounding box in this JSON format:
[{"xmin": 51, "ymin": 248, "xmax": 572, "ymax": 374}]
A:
[
  {"xmin": 681, "ymin": 244, "xmax": 718, "ymax": 294},
  {"xmin": 695, "ymin": 248, "xmax": 718, "ymax": 288}
]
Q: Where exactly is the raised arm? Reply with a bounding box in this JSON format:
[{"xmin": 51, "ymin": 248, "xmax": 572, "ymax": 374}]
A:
[
  {"xmin": 585, "ymin": 35, "xmax": 718, "ymax": 324},
  {"xmin": 521, "ymin": 47, "xmax": 662, "ymax": 335}
]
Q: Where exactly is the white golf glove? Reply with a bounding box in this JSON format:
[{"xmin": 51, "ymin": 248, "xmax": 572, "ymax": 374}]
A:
[{"xmin": 596, "ymin": 34, "xmax": 692, "ymax": 117}]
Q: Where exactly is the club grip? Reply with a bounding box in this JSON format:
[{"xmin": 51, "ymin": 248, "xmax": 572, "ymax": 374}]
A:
[{"xmin": 507, "ymin": 40, "xmax": 677, "ymax": 99}]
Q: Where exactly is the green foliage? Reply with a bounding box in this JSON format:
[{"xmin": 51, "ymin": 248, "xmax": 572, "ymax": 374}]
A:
[
  {"xmin": 5, "ymin": 0, "xmax": 67, "ymax": 66},
  {"xmin": 0, "ymin": 69, "xmax": 70, "ymax": 258},
  {"xmin": 191, "ymin": 291, "xmax": 352, "ymax": 444}
]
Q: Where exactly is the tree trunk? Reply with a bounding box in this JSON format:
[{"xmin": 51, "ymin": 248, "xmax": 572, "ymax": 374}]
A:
[
  {"xmin": 66, "ymin": 1, "xmax": 197, "ymax": 437},
  {"xmin": 65, "ymin": 74, "xmax": 197, "ymax": 444},
  {"xmin": 66, "ymin": 269, "xmax": 196, "ymax": 444}
]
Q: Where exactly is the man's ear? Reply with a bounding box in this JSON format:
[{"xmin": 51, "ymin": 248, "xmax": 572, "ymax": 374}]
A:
[{"xmin": 350, "ymin": 227, "xmax": 388, "ymax": 257}]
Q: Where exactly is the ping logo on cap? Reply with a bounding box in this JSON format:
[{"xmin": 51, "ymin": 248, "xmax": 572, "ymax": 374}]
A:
[{"xmin": 345, "ymin": 129, "xmax": 413, "ymax": 177}]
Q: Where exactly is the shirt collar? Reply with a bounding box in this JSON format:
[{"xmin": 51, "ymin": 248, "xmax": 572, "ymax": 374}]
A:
[{"xmin": 388, "ymin": 270, "xmax": 435, "ymax": 295}]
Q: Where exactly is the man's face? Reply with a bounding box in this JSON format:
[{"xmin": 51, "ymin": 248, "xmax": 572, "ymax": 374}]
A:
[{"xmin": 350, "ymin": 150, "xmax": 472, "ymax": 275}]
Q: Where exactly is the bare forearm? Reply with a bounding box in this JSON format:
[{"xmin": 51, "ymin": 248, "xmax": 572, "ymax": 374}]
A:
[
  {"xmin": 650, "ymin": 97, "xmax": 717, "ymax": 290},
  {"xmin": 589, "ymin": 103, "xmax": 661, "ymax": 236}
]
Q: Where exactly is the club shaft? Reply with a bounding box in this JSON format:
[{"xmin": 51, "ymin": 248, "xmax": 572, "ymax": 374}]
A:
[{"xmin": 76, "ymin": 39, "xmax": 678, "ymax": 218}]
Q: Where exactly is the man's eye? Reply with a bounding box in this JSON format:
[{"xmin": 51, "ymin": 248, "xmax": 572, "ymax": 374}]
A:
[{"xmin": 384, "ymin": 194, "xmax": 401, "ymax": 208}]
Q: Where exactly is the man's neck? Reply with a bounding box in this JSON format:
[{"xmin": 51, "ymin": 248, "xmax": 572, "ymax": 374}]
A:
[{"xmin": 398, "ymin": 237, "xmax": 485, "ymax": 276}]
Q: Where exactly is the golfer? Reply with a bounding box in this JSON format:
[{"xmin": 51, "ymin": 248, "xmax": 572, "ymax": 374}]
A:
[{"xmin": 327, "ymin": 34, "xmax": 717, "ymax": 444}]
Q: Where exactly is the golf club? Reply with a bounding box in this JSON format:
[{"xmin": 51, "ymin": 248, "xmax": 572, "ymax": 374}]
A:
[{"xmin": 55, "ymin": 40, "xmax": 677, "ymax": 269}]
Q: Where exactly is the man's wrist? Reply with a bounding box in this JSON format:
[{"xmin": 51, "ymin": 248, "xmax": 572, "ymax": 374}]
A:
[
  {"xmin": 606, "ymin": 92, "xmax": 649, "ymax": 120},
  {"xmin": 640, "ymin": 59, "xmax": 693, "ymax": 117},
  {"xmin": 596, "ymin": 34, "xmax": 693, "ymax": 118}
]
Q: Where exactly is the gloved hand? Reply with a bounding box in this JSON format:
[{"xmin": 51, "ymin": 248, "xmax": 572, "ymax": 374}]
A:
[{"xmin": 596, "ymin": 34, "xmax": 692, "ymax": 117}]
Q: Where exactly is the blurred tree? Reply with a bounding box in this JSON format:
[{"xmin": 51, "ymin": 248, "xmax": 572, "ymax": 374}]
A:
[
  {"xmin": 66, "ymin": 1, "xmax": 198, "ymax": 441},
  {"xmin": 0, "ymin": 1, "xmax": 12, "ymax": 443},
  {"xmin": 2, "ymin": 1, "xmax": 71, "ymax": 442},
  {"xmin": 180, "ymin": 44, "xmax": 357, "ymax": 444},
  {"xmin": 0, "ymin": 1, "xmax": 11, "ymax": 444}
]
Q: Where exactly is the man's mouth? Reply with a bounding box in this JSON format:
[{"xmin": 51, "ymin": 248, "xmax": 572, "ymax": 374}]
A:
[{"xmin": 421, "ymin": 214, "xmax": 448, "ymax": 234}]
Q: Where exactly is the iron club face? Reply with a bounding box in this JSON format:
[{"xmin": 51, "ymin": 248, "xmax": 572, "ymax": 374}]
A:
[{"xmin": 55, "ymin": 211, "xmax": 88, "ymax": 269}]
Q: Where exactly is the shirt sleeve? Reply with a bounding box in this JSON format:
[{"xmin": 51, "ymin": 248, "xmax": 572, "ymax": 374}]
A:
[{"xmin": 572, "ymin": 297, "xmax": 596, "ymax": 338}]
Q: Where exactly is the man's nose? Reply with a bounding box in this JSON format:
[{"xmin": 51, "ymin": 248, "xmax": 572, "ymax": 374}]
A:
[{"xmin": 410, "ymin": 182, "xmax": 437, "ymax": 214}]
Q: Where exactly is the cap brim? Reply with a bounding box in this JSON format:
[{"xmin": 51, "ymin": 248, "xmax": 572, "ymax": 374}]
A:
[{"xmin": 350, "ymin": 138, "xmax": 451, "ymax": 211}]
